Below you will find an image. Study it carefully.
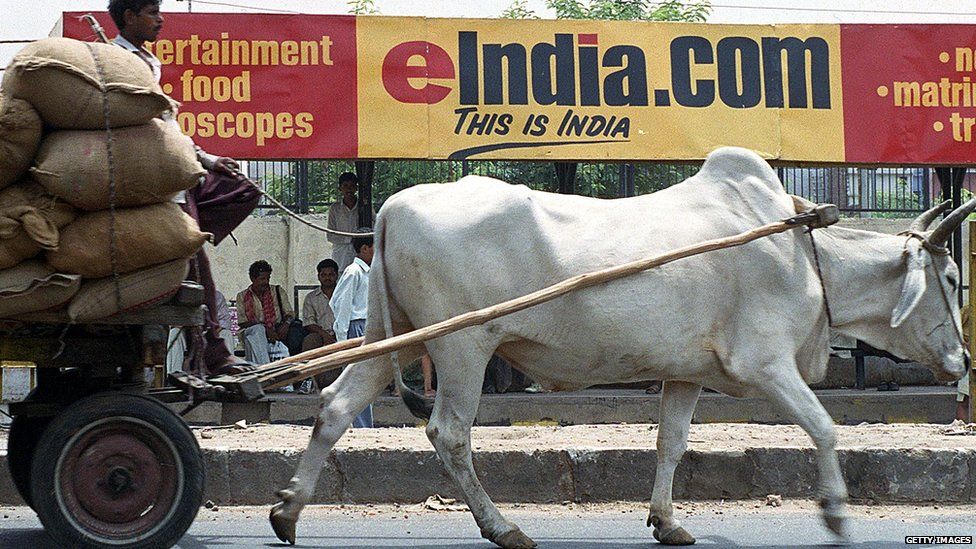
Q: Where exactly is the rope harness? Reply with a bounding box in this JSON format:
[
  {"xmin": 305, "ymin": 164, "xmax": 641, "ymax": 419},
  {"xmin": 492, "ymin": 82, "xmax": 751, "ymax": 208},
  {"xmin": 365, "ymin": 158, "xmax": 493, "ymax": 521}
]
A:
[
  {"xmin": 806, "ymin": 229, "xmax": 833, "ymax": 328},
  {"xmin": 808, "ymin": 226, "xmax": 967, "ymax": 353},
  {"xmin": 897, "ymin": 231, "xmax": 968, "ymax": 351}
]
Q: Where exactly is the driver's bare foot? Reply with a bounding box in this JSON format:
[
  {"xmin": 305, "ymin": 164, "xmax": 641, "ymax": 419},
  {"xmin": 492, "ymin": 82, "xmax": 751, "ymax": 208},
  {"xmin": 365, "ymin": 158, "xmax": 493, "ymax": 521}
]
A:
[
  {"xmin": 644, "ymin": 381, "xmax": 662, "ymax": 394},
  {"xmin": 215, "ymin": 358, "xmax": 257, "ymax": 376}
]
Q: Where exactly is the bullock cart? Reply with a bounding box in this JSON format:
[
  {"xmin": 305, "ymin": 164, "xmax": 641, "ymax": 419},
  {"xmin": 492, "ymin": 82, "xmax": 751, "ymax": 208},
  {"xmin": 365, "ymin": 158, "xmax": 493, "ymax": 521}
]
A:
[{"xmin": 1, "ymin": 283, "xmax": 209, "ymax": 548}]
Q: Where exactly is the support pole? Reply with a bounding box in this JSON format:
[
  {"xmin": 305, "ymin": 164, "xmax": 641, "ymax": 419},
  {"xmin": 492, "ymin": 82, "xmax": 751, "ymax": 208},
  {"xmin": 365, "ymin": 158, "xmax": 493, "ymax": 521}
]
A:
[
  {"xmin": 937, "ymin": 167, "xmax": 967, "ymax": 306},
  {"xmin": 969, "ymin": 219, "xmax": 976, "ymax": 422},
  {"xmin": 355, "ymin": 160, "xmax": 375, "ymax": 228}
]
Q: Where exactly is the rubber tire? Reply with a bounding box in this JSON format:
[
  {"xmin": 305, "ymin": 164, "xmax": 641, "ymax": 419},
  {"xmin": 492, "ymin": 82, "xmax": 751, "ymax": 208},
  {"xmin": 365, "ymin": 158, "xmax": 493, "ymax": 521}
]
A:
[
  {"xmin": 6, "ymin": 380, "xmax": 74, "ymax": 510},
  {"xmin": 6, "ymin": 413, "xmax": 51, "ymax": 509},
  {"xmin": 29, "ymin": 392, "xmax": 204, "ymax": 549}
]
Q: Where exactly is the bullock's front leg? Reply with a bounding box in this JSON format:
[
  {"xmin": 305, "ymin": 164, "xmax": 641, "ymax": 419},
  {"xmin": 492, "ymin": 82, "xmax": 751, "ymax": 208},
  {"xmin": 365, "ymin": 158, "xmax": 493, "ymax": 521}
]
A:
[
  {"xmin": 269, "ymin": 358, "xmax": 392, "ymax": 544},
  {"xmin": 757, "ymin": 365, "xmax": 849, "ymax": 541},
  {"xmin": 647, "ymin": 380, "xmax": 701, "ymax": 545},
  {"xmin": 425, "ymin": 342, "xmax": 535, "ymax": 549}
]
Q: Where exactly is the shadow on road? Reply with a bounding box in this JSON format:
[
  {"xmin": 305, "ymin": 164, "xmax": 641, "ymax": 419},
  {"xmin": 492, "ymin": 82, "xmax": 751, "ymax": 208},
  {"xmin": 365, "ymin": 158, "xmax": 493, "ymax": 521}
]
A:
[{"xmin": 0, "ymin": 528, "xmax": 910, "ymax": 548}]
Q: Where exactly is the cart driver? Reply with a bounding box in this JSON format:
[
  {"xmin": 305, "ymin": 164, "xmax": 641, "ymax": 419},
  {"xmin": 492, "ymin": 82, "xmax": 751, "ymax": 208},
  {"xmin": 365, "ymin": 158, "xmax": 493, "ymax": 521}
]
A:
[{"xmin": 108, "ymin": 0, "xmax": 259, "ymax": 376}]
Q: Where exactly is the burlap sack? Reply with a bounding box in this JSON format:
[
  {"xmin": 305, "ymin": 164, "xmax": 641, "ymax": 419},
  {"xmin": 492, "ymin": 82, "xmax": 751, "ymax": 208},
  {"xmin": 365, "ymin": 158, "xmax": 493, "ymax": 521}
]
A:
[
  {"xmin": 68, "ymin": 258, "xmax": 189, "ymax": 321},
  {"xmin": 0, "ymin": 260, "xmax": 80, "ymax": 318},
  {"xmin": 0, "ymin": 95, "xmax": 42, "ymax": 190},
  {"xmin": 0, "ymin": 181, "xmax": 77, "ymax": 270},
  {"xmin": 47, "ymin": 202, "xmax": 209, "ymax": 278},
  {"xmin": 32, "ymin": 119, "xmax": 206, "ymax": 211},
  {"xmin": 2, "ymin": 37, "xmax": 174, "ymax": 129}
]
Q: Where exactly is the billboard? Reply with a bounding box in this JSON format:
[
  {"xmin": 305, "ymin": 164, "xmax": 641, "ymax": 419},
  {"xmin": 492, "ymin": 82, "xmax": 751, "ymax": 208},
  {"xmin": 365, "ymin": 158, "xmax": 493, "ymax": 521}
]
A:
[{"xmin": 61, "ymin": 13, "xmax": 976, "ymax": 164}]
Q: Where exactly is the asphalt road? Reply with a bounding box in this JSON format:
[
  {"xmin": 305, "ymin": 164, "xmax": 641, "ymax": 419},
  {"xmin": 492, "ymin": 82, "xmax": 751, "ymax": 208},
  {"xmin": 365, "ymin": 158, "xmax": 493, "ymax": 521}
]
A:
[{"xmin": 1, "ymin": 501, "xmax": 974, "ymax": 548}]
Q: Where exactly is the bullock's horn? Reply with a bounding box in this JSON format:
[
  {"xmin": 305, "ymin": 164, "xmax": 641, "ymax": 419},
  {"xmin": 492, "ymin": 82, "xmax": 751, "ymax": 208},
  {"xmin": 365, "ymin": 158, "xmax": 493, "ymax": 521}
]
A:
[
  {"xmin": 910, "ymin": 200, "xmax": 952, "ymax": 232},
  {"xmin": 928, "ymin": 198, "xmax": 976, "ymax": 247}
]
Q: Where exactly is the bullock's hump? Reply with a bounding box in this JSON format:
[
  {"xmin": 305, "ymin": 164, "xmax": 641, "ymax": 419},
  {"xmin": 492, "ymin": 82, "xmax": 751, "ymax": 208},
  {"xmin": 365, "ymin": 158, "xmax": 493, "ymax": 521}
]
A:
[
  {"xmin": 696, "ymin": 147, "xmax": 782, "ymax": 193},
  {"xmin": 384, "ymin": 175, "xmax": 529, "ymax": 212},
  {"xmin": 378, "ymin": 175, "xmax": 535, "ymax": 229}
]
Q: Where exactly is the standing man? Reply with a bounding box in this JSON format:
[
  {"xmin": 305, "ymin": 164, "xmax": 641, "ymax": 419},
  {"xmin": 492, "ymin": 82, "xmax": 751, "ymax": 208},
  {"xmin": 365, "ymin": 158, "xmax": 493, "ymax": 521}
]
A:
[
  {"xmin": 330, "ymin": 229, "xmax": 374, "ymax": 428},
  {"xmin": 327, "ymin": 172, "xmax": 376, "ymax": 273},
  {"xmin": 108, "ymin": 0, "xmax": 261, "ymax": 376}
]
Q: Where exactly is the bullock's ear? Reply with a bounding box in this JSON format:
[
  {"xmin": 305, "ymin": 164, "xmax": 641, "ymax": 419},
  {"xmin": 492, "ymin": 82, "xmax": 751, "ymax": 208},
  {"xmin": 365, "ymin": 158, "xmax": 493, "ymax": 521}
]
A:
[{"xmin": 891, "ymin": 239, "xmax": 928, "ymax": 328}]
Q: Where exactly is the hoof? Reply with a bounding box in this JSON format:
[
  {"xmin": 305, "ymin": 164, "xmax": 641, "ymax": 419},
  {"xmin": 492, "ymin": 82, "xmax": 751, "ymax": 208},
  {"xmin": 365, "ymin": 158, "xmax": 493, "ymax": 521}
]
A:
[
  {"xmin": 821, "ymin": 502, "xmax": 849, "ymax": 541},
  {"xmin": 653, "ymin": 525, "xmax": 696, "ymax": 545},
  {"xmin": 269, "ymin": 503, "xmax": 297, "ymax": 545},
  {"xmin": 492, "ymin": 527, "xmax": 537, "ymax": 548}
]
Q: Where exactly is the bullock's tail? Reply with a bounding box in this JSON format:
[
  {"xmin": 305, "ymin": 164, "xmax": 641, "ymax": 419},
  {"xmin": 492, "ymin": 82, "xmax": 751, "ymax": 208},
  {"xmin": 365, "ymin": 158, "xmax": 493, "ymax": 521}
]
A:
[{"xmin": 375, "ymin": 211, "xmax": 433, "ymax": 420}]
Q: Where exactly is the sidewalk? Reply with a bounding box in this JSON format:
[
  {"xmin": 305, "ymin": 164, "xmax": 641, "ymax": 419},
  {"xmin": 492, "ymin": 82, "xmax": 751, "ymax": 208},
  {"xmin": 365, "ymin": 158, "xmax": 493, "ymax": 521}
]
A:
[
  {"xmin": 175, "ymin": 386, "xmax": 959, "ymax": 427},
  {"xmin": 3, "ymin": 422, "xmax": 973, "ymax": 506}
]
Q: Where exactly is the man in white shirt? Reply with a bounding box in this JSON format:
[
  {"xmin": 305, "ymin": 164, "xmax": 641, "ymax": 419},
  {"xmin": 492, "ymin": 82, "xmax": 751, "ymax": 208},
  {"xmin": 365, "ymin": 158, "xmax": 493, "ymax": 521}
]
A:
[
  {"xmin": 330, "ymin": 229, "xmax": 374, "ymax": 427},
  {"xmin": 302, "ymin": 259, "xmax": 339, "ymax": 351},
  {"xmin": 327, "ymin": 172, "xmax": 376, "ymax": 273},
  {"xmin": 302, "ymin": 259, "xmax": 339, "ymax": 388}
]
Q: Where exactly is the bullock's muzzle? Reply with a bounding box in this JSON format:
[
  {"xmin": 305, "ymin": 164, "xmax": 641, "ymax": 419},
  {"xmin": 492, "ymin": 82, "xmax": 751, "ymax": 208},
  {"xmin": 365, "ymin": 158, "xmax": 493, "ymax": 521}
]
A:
[{"xmin": 936, "ymin": 350, "xmax": 970, "ymax": 383}]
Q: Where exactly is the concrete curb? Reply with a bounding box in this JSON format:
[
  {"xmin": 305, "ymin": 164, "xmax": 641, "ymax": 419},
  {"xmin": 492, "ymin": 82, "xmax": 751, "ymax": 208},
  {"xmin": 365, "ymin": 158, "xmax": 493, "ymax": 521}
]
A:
[
  {"xmin": 3, "ymin": 446, "xmax": 973, "ymax": 506},
  {"xmin": 173, "ymin": 387, "xmax": 959, "ymax": 427}
]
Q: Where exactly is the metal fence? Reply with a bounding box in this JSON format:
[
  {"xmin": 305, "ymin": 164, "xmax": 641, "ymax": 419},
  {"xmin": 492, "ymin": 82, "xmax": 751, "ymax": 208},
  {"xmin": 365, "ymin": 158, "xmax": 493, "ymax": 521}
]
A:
[{"xmin": 244, "ymin": 160, "xmax": 944, "ymax": 218}]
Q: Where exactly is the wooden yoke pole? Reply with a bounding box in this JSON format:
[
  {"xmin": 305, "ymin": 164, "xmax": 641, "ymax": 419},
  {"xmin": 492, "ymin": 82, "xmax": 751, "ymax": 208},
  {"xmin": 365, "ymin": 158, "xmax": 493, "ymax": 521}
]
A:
[{"xmin": 253, "ymin": 206, "xmax": 839, "ymax": 391}]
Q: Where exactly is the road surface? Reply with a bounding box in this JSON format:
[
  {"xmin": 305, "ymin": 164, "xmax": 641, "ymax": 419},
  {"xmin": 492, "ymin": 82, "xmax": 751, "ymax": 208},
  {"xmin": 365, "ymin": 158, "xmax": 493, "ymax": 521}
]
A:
[{"xmin": 1, "ymin": 500, "xmax": 973, "ymax": 547}]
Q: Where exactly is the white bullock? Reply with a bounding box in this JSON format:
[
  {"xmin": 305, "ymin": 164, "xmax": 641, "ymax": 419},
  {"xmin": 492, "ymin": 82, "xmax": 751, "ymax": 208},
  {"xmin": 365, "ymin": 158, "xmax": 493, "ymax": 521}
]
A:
[{"xmin": 270, "ymin": 147, "xmax": 969, "ymax": 547}]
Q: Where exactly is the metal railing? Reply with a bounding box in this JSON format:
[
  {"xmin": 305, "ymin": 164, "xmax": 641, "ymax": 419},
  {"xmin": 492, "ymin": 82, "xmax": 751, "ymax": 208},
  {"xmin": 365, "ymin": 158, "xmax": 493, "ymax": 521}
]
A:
[{"xmin": 244, "ymin": 160, "xmax": 946, "ymax": 218}]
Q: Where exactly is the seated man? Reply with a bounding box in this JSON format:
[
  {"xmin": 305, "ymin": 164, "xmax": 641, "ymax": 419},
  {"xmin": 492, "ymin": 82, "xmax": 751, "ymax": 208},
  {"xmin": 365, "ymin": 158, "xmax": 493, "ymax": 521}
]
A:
[
  {"xmin": 214, "ymin": 289, "xmax": 237, "ymax": 355},
  {"xmin": 302, "ymin": 259, "xmax": 339, "ymax": 388},
  {"xmin": 166, "ymin": 289, "xmax": 235, "ymax": 374},
  {"xmin": 236, "ymin": 260, "xmax": 293, "ymax": 366}
]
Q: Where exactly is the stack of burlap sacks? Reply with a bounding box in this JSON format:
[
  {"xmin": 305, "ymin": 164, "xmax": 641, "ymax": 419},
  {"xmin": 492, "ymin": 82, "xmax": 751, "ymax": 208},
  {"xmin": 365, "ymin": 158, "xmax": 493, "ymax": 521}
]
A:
[{"xmin": 0, "ymin": 37, "xmax": 210, "ymax": 321}]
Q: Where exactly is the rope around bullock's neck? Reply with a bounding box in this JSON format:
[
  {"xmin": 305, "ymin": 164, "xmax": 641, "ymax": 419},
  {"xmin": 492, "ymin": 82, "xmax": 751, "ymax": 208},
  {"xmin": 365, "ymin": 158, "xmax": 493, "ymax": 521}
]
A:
[
  {"xmin": 808, "ymin": 228, "xmax": 966, "ymax": 348},
  {"xmin": 899, "ymin": 232, "xmax": 968, "ymax": 351},
  {"xmin": 806, "ymin": 228, "xmax": 834, "ymax": 328}
]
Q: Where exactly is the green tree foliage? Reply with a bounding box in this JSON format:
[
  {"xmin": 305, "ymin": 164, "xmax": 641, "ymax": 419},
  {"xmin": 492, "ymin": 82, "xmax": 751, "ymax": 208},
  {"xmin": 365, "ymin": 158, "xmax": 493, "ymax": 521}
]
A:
[
  {"xmin": 501, "ymin": 0, "xmax": 540, "ymax": 19},
  {"xmin": 347, "ymin": 0, "xmax": 379, "ymax": 15},
  {"xmin": 511, "ymin": 0, "xmax": 711, "ymax": 22}
]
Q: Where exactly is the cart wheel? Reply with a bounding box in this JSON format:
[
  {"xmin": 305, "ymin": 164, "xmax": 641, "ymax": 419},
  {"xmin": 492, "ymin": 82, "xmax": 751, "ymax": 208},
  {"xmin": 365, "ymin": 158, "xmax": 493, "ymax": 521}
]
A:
[
  {"xmin": 6, "ymin": 382, "xmax": 73, "ymax": 510},
  {"xmin": 7, "ymin": 413, "xmax": 51, "ymax": 508},
  {"xmin": 30, "ymin": 392, "xmax": 204, "ymax": 549}
]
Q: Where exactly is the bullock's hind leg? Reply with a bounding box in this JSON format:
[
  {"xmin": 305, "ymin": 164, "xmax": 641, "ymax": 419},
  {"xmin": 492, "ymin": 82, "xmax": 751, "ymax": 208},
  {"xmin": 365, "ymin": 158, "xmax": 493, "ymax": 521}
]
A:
[
  {"xmin": 269, "ymin": 357, "xmax": 393, "ymax": 544},
  {"xmin": 647, "ymin": 380, "xmax": 700, "ymax": 545},
  {"xmin": 425, "ymin": 340, "xmax": 536, "ymax": 549},
  {"xmin": 757, "ymin": 366, "xmax": 848, "ymax": 541}
]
